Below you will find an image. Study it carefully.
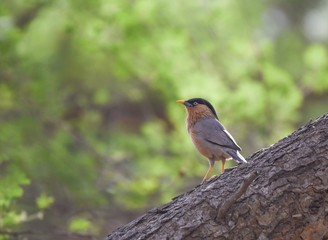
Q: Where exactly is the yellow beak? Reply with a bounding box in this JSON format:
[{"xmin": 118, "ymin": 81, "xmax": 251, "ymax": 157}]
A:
[{"xmin": 176, "ymin": 100, "xmax": 185, "ymax": 104}]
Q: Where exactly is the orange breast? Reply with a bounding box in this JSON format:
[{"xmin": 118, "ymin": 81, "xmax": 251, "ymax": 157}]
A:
[
  {"xmin": 189, "ymin": 131, "xmax": 213, "ymax": 159},
  {"xmin": 189, "ymin": 127, "xmax": 230, "ymax": 161}
]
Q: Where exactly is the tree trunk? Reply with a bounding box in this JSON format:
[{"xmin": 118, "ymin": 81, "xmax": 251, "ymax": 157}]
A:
[{"xmin": 107, "ymin": 113, "xmax": 328, "ymax": 240}]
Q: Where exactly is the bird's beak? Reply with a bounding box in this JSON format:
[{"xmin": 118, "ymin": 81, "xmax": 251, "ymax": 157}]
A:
[{"xmin": 177, "ymin": 100, "xmax": 193, "ymax": 107}]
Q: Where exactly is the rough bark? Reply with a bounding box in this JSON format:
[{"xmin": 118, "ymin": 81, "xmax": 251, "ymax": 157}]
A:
[{"xmin": 107, "ymin": 113, "xmax": 328, "ymax": 240}]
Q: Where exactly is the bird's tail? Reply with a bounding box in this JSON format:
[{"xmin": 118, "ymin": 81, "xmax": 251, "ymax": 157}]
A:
[{"xmin": 226, "ymin": 149, "xmax": 247, "ymax": 163}]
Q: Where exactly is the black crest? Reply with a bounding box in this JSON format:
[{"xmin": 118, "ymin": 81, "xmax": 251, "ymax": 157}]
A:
[{"xmin": 185, "ymin": 98, "xmax": 218, "ymax": 119}]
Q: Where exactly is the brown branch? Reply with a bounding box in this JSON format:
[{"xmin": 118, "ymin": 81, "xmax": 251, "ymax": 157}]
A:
[
  {"xmin": 216, "ymin": 171, "xmax": 258, "ymax": 220},
  {"xmin": 107, "ymin": 113, "xmax": 328, "ymax": 240}
]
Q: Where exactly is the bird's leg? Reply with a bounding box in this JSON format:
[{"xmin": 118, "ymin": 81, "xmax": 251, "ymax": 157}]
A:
[
  {"xmin": 201, "ymin": 159, "xmax": 215, "ymax": 184},
  {"xmin": 221, "ymin": 159, "xmax": 225, "ymax": 173}
]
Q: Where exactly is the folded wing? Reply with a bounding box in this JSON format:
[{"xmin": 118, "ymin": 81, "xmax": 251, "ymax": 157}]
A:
[{"xmin": 194, "ymin": 118, "xmax": 242, "ymax": 151}]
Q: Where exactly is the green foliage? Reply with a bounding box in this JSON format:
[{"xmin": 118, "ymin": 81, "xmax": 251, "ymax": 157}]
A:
[
  {"xmin": 0, "ymin": 167, "xmax": 29, "ymax": 209},
  {"xmin": 69, "ymin": 217, "xmax": 92, "ymax": 233},
  {"xmin": 36, "ymin": 193, "xmax": 54, "ymax": 209},
  {"xmin": 303, "ymin": 45, "xmax": 328, "ymax": 92},
  {"xmin": 304, "ymin": 44, "xmax": 328, "ymax": 70},
  {"xmin": 0, "ymin": 165, "xmax": 29, "ymax": 228},
  {"xmin": 0, "ymin": 0, "xmax": 327, "ymax": 238}
]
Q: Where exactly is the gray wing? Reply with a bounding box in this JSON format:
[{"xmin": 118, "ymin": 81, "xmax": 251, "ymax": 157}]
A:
[{"xmin": 193, "ymin": 118, "xmax": 242, "ymax": 151}]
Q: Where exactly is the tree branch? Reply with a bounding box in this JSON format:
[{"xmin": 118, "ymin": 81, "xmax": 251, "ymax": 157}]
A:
[
  {"xmin": 107, "ymin": 113, "xmax": 328, "ymax": 240},
  {"xmin": 216, "ymin": 171, "xmax": 258, "ymax": 220}
]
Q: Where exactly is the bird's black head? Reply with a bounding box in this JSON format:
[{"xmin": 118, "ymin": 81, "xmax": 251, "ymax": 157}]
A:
[{"xmin": 184, "ymin": 98, "xmax": 218, "ymax": 119}]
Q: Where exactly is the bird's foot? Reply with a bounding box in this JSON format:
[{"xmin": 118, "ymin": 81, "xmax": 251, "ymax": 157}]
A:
[{"xmin": 201, "ymin": 175, "xmax": 217, "ymax": 184}]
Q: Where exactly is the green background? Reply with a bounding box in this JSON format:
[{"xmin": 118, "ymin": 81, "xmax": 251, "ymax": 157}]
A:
[{"xmin": 1, "ymin": 0, "xmax": 328, "ymax": 238}]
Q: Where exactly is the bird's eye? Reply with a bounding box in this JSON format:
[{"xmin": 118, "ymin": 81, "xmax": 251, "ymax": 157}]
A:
[{"xmin": 193, "ymin": 102, "xmax": 198, "ymax": 106}]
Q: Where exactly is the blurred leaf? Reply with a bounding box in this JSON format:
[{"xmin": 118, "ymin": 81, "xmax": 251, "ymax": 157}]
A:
[
  {"xmin": 69, "ymin": 217, "xmax": 92, "ymax": 233},
  {"xmin": 94, "ymin": 89, "xmax": 110, "ymax": 105},
  {"xmin": 0, "ymin": 84, "xmax": 14, "ymax": 109},
  {"xmin": 1, "ymin": 211, "xmax": 22, "ymax": 227},
  {"xmin": 303, "ymin": 44, "xmax": 328, "ymax": 70},
  {"xmin": 0, "ymin": 167, "xmax": 30, "ymax": 209},
  {"xmin": 36, "ymin": 193, "xmax": 54, "ymax": 209}
]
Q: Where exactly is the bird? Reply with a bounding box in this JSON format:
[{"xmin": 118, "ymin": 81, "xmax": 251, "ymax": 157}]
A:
[{"xmin": 177, "ymin": 98, "xmax": 247, "ymax": 183}]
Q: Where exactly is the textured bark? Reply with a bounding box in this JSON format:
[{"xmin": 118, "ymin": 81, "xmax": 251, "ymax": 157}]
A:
[{"xmin": 107, "ymin": 113, "xmax": 328, "ymax": 240}]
